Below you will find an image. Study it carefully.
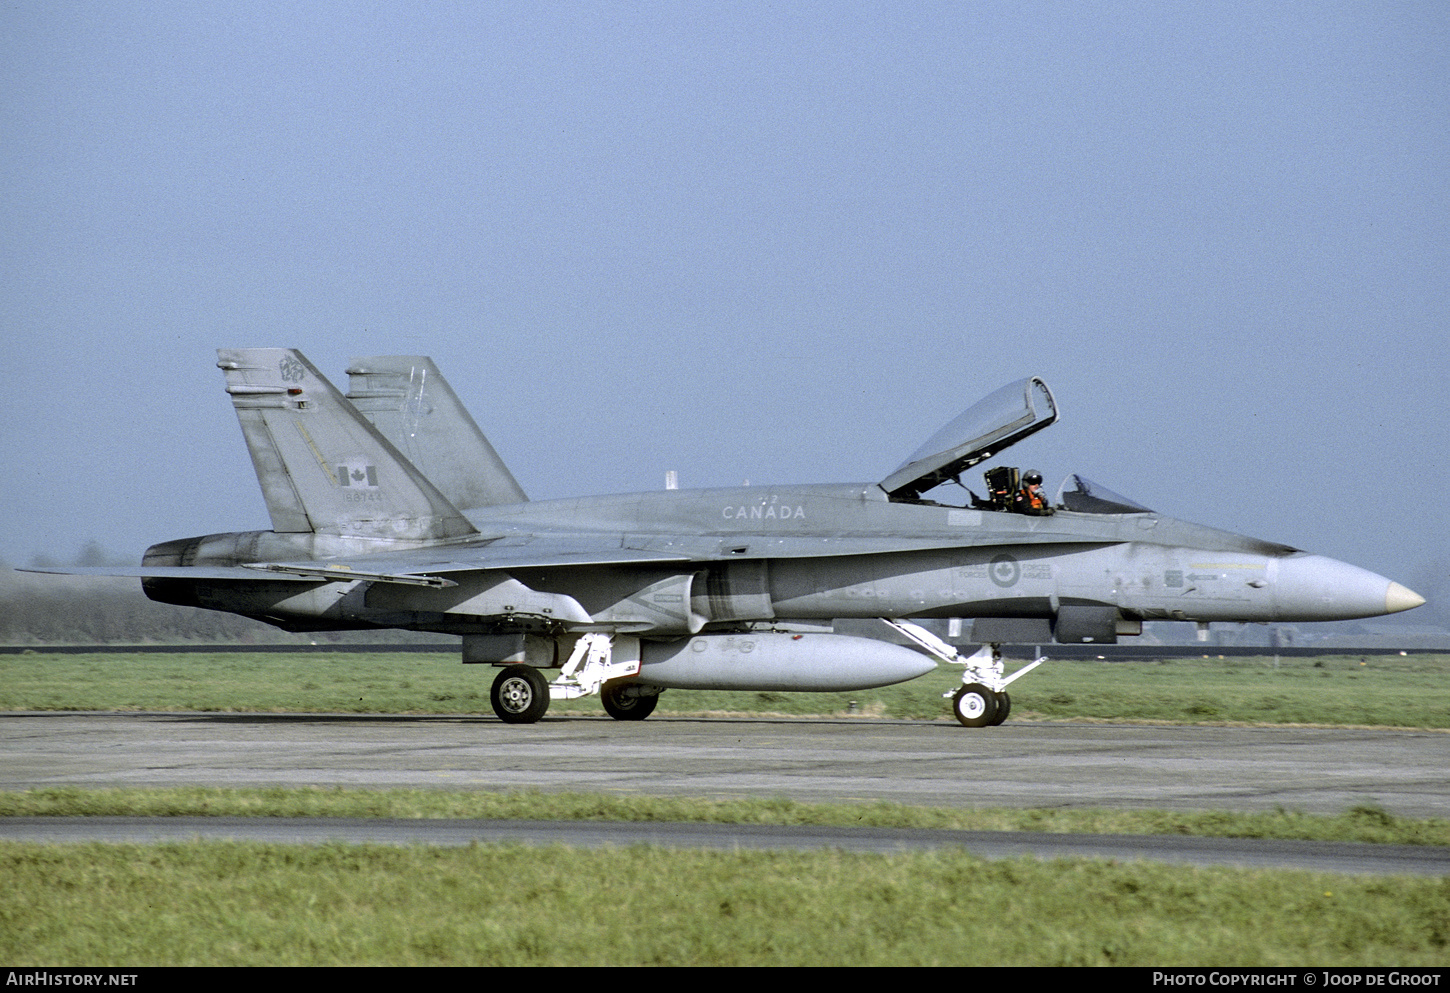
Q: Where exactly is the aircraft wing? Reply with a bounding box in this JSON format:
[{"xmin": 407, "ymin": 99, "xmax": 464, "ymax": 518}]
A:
[
  {"xmin": 208, "ymin": 527, "xmax": 1122, "ymax": 587},
  {"xmin": 245, "ymin": 541, "xmax": 697, "ymax": 586},
  {"xmin": 18, "ymin": 544, "xmax": 695, "ymax": 589},
  {"xmin": 20, "ymin": 523, "xmax": 1121, "ymax": 590}
]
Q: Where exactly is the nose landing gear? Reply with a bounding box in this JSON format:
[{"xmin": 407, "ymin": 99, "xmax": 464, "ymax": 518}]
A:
[
  {"xmin": 951, "ymin": 682, "xmax": 1010, "ymax": 727},
  {"xmin": 942, "ymin": 642, "xmax": 1040, "ymax": 728}
]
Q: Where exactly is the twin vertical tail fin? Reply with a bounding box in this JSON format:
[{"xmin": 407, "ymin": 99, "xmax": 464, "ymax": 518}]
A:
[
  {"xmin": 217, "ymin": 348, "xmax": 478, "ymax": 542},
  {"xmin": 345, "ymin": 355, "xmax": 528, "ymax": 509}
]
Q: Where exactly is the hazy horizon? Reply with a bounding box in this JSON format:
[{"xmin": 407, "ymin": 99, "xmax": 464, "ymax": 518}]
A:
[{"xmin": 4, "ymin": 4, "xmax": 1446, "ymax": 618}]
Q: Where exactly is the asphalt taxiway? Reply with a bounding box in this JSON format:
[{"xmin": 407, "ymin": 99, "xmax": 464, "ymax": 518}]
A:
[
  {"xmin": 4, "ymin": 711, "xmax": 1448, "ymax": 816},
  {"xmin": 4, "ymin": 712, "xmax": 1447, "ymax": 874}
]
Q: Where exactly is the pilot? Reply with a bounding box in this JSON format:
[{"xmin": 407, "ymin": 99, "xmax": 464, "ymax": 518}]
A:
[{"xmin": 1013, "ymin": 470, "xmax": 1055, "ymax": 516}]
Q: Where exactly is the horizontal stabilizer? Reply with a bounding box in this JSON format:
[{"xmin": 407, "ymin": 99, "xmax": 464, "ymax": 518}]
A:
[{"xmin": 17, "ymin": 564, "xmax": 319, "ymax": 583}]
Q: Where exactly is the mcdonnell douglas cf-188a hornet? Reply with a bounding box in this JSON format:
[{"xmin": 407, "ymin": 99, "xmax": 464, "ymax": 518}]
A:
[{"xmin": 30, "ymin": 350, "xmax": 1425, "ymax": 726}]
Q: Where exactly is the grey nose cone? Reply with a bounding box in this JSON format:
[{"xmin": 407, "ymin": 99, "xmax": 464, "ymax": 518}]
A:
[{"xmin": 1274, "ymin": 554, "xmax": 1426, "ymax": 621}]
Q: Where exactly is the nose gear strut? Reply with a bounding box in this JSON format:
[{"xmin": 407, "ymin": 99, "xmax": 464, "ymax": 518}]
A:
[{"xmin": 881, "ymin": 620, "xmax": 1046, "ymax": 728}]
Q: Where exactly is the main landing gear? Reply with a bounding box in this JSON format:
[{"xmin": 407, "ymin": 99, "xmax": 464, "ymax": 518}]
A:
[
  {"xmin": 490, "ymin": 665, "xmax": 550, "ymax": 724},
  {"xmin": 600, "ymin": 679, "xmax": 660, "ymax": 721},
  {"xmin": 488, "ymin": 634, "xmax": 661, "ymax": 725}
]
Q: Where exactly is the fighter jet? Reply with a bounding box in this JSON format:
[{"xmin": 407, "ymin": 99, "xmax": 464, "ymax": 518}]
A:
[{"xmin": 29, "ymin": 349, "xmax": 1424, "ymax": 727}]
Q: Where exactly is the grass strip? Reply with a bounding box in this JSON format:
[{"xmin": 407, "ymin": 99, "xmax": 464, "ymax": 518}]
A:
[
  {"xmin": 5, "ymin": 651, "xmax": 1449, "ymax": 728},
  {"xmin": 4, "ymin": 786, "xmax": 1449, "ymax": 847},
  {"xmin": 3, "ymin": 841, "xmax": 1448, "ymax": 965}
]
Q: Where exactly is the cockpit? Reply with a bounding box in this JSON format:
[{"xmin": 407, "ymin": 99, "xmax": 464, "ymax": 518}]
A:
[
  {"xmin": 1055, "ymin": 474, "xmax": 1153, "ymax": 514},
  {"xmin": 879, "ymin": 377, "xmax": 1155, "ymax": 516}
]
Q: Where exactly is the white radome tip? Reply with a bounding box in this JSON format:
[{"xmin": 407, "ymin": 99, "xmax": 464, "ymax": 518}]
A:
[{"xmin": 1385, "ymin": 582, "xmax": 1426, "ymax": 614}]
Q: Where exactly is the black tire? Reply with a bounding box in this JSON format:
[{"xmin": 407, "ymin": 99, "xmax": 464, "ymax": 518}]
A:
[
  {"xmin": 987, "ymin": 691, "xmax": 1011, "ymax": 726},
  {"xmin": 952, "ymin": 683, "xmax": 999, "ymax": 728},
  {"xmin": 600, "ymin": 680, "xmax": 659, "ymax": 721},
  {"xmin": 490, "ymin": 665, "xmax": 550, "ymax": 724}
]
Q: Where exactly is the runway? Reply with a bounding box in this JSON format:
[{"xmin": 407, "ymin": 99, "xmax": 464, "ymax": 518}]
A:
[
  {"xmin": 4, "ymin": 711, "xmax": 1448, "ymax": 817},
  {"xmin": 6, "ymin": 711, "xmax": 1449, "ymax": 874}
]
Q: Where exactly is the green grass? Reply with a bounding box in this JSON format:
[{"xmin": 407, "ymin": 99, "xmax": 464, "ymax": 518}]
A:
[
  {"xmin": 1019, "ymin": 652, "xmax": 1450, "ymax": 728},
  {"xmin": 6, "ymin": 651, "xmax": 1450, "ymax": 966},
  {"xmin": 3, "ymin": 841, "xmax": 1448, "ymax": 966},
  {"xmin": 5, "ymin": 786, "xmax": 1450, "ymax": 847},
  {"xmin": 4, "ymin": 650, "xmax": 1449, "ymax": 728}
]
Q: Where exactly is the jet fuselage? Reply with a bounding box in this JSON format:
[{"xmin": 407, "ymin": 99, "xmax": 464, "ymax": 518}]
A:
[
  {"xmin": 142, "ymin": 482, "xmax": 1414, "ymax": 638},
  {"xmin": 46, "ymin": 351, "xmax": 1421, "ymax": 725}
]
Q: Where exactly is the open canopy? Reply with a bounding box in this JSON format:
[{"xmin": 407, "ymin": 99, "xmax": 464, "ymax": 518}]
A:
[{"xmin": 880, "ymin": 377, "xmax": 1058, "ymax": 501}]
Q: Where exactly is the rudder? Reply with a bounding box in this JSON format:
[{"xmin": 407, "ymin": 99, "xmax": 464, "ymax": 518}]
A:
[{"xmin": 345, "ymin": 355, "xmax": 528, "ymax": 509}]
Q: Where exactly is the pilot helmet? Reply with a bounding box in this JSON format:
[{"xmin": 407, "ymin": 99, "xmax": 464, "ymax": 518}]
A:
[{"xmin": 1023, "ymin": 470, "xmax": 1043, "ymax": 486}]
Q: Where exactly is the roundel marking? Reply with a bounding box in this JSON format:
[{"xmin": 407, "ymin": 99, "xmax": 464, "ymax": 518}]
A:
[{"xmin": 989, "ymin": 553, "xmax": 1021, "ymax": 588}]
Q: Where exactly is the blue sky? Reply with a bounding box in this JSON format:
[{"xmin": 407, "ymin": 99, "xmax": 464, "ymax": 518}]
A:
[{"xmin": 3, "ymin": 2, "xmax": 1446, "ymax": 613}]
